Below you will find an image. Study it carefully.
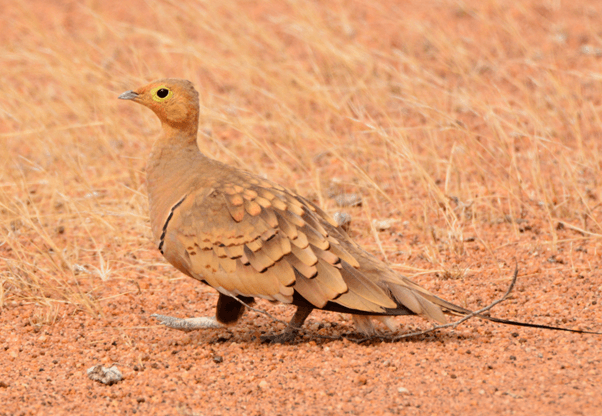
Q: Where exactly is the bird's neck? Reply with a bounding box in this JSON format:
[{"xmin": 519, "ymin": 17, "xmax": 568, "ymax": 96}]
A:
[
  {"xmin": 161, "ymin": 118, "xmax": 199, "ymax": 144},
  {"xmin": 145, "ymin": 128, "xmax": 209, "ymax": 244}
]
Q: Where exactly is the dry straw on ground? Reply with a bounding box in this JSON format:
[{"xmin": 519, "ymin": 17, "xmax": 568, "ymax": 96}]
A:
[{"xmin": 0, "ymin": 1, "xmax": 601, "ymax": 415}]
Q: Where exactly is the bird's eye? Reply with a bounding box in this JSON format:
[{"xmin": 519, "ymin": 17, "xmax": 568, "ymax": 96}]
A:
[
  {"xmin": 151, "ymin": 86, "xmax": 173, "ymax": 103},
  {"xmin": 157, "ymin": 88, "xmax": 169, "ymax": 98}
]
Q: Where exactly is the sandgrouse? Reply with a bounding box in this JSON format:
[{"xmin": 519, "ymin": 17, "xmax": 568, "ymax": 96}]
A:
[{"xmin": 119, "ymin": 79, "xmax": 598, "ymax": 342}]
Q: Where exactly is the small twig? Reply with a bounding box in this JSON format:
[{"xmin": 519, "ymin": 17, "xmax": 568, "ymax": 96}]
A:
[
  {"xmin": 555, "ymin": 220, "xmax": 602, "ymax": 238},
  {"xmin": 229, "ymin": 296, "xmax": 292, "ymax": 328}
]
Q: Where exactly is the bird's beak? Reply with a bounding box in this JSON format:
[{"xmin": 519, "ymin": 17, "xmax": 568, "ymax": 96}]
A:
[{"xmin": 118, "ymin": 90, "xmax": 139, "ymax": 100}]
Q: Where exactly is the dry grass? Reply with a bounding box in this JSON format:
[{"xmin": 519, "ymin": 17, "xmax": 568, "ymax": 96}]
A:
[{"xmin": 1, "ymin": 0, "xmax": 601, "ymax": 321}]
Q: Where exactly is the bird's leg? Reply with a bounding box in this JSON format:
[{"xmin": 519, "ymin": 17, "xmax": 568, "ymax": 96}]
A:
[
  {"xmin": 216, "ymin": 294, "xmax": 254, "ymax": 324},
  {"xmin": 260, "ymin": 305, "xmax": 314, "ymax": 344}
]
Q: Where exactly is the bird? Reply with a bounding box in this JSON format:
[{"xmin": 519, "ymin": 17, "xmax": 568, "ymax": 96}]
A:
[{"xmin": 119, "ymin": 79, "xmax": 599, "ymax": 342}]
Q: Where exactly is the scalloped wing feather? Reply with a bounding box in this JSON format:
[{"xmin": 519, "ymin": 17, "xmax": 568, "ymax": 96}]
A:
[{"xmin": 160, "ymin": 172, "xmax": 447, "ymax": 321}]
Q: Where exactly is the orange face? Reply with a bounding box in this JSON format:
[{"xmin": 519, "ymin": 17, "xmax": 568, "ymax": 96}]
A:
[{"xmin": 119, "ymin": 79, "xmax": 199, "ymax": 126}]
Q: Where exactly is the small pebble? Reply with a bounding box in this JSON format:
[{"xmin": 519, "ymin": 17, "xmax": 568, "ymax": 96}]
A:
[
  {"xmin": 581, "ymin": 45, "xmax": 602, "ymax": 56},
  {"xmin": 333, "ymin": 212, "xmax": 352, "ymax": 231},
  {"xmin": 397, "ymin": 387, "xmax": 410, "ymax": 394},
  {"xmin": 87, "ymin": 365, "xmax": 123, "ymax": 385},
  {"xmin": 372, "ymin": 218, "xmax": 395, "ymax": 231},
  {"xmin": 258, "ymin": 380, "xmax": 269, "ymax": 389}
]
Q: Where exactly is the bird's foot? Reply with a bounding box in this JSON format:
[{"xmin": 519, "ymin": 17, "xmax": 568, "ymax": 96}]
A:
[
  {"xmin": 151, "ymin": 314, "xmax": 223, "ymax": 332},
  {"xmin": 260, "ymin": 329, "xmax": 299, "ymax": 344}
]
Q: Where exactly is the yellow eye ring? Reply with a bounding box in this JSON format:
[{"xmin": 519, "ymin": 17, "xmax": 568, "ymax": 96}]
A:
[{"xmin": 151, "ymin": 86, "xmax": 173, "ymax": 102}]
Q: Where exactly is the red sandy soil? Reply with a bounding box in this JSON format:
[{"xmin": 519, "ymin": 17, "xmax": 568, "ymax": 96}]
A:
[{"xmin": 1, "ymin": 0, "xmax": 602, "ymax": 415}]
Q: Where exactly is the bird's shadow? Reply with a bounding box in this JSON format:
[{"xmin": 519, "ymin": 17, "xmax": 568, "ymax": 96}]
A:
[{"xmin": 192, "ymin": 325, "xmax": 480, "ymax": 346}]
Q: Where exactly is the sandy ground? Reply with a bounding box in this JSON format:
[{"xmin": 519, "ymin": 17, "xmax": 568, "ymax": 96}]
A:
[{"xmin": 1, "ymin": 0, "xmax": 602, "ymax": 415}]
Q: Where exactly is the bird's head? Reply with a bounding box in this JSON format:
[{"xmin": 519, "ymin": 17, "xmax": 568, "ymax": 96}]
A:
[{"xmin": 119, "ymin": 79, "xmax": 199, "ymax": 129}]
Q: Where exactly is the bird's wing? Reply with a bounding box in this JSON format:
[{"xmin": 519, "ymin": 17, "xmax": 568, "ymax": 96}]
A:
[
  {"xmin": 161, "ymin": 171, "xmax": 447, "ymax": 323},
  {"xmin": 160, "ymin": 172, "xmax": 396, "ymax": 310}
]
